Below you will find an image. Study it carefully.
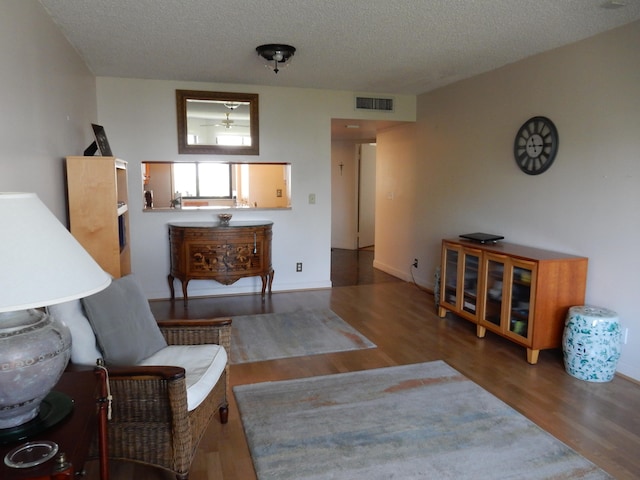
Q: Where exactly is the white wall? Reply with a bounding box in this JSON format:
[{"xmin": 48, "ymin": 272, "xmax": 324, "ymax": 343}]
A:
[
  {"xmin": 0, "ymin": 1, "xmax": 96, "ymax": 221},
  {"xmin": 373, "ymin": 123, "xmax": 419, "ymax": 281},
  {"xmin": 95, "ymin": 78, "xmax": 416, "ymax": 299},
  {"xmin": 375, "ymin": 21, "xmax": 640, "ymax": 380}
]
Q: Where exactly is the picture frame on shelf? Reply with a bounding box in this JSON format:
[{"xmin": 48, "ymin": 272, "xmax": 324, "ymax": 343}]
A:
[{"xmin": 83, "ymin": 123, "xmax": 113, "ymax": 156}]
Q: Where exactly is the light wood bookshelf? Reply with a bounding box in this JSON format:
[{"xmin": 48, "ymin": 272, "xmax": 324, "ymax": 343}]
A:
[{"xmin": 66, "ymin": 156, "xmax": 131, "ymax": 278}]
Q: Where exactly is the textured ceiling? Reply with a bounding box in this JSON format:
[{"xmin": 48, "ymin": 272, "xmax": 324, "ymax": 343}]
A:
[
  {"xmin": 38, "ymin": 0, "xmax": 640, "ymax": 140},
  {"xmin": 39, "ymin": 0, "xmax": 640, "ymax": 95}
]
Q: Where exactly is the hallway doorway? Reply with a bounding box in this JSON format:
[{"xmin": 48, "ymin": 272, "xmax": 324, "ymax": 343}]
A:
[{"xmin": 330, "ymin": 118, "xmax": 409, "ymax": 285}]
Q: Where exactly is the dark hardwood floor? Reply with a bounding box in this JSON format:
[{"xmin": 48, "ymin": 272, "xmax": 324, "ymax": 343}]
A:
[
  {"xmin": 88, "ymin": 250, "xmax": 640, "ymax": 479},
  {"xmin": 330, "ymin": 247, "xmax": 403, "ymax": 287}
]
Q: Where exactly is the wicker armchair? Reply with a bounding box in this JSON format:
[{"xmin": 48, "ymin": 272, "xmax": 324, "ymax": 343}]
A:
[
  {"xmin": 47, "ymin": 274, "xmax": 231, "ymax": 479},
  {"xmin": 91, "ymin": 318, "xmax": 231, "ymax": 480}
]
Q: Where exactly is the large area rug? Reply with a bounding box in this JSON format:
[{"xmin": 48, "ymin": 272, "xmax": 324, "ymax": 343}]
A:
[
  {"xmin": 230, "ymin": 308, "xmax": 376, "ymax": 364},
  {"xmin": 234, "ymin": 361, "xmax": 612, "ymax": 479}
]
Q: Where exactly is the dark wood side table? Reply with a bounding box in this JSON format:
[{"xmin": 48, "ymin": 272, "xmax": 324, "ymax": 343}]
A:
[
  {"xmin": 0, "ymin": 366, "xmax": 109, "ymax": 480},
  {"xmin": 168, "ymin": 220, "xmax": 274, "ymax": 302}
]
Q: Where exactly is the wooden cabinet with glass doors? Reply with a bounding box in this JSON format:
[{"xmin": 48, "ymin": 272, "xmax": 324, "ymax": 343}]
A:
[{"xmin": 438, "ymin": 239, "xmax": 588, "ymax": 364}]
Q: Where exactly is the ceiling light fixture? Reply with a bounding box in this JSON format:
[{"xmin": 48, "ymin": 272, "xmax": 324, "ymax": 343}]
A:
[{"xmin": 256, "ymin": 44, "xmax": 296, "ymax": 74}]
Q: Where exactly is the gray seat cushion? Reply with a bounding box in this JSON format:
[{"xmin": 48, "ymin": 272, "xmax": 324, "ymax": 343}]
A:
[{"xmin": 82, "ymin": 274, "xmax": 167, "ymax": 366}]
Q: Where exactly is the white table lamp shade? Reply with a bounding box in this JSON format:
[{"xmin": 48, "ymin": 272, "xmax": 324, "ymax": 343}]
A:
[
  {"xmin": 0, "ymin": 192, "xmax": 111, "ymax": 312},
  {"xmin": 0, "ymin": 192, "xmax": 111, "ymax": 429}
]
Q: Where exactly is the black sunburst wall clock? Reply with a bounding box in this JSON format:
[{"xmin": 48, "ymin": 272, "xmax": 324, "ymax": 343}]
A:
[{"xmin": 513, "ymin": 116, "xmax": 559, "ymax": 175}]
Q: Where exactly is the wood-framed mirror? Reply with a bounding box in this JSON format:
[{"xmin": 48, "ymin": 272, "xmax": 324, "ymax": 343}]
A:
[{"xmin": 176, "ymin": 90, "xmax": 259, "ymax": 155}]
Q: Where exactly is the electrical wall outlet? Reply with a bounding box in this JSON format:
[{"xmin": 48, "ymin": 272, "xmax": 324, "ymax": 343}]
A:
[
  {"xmin": 296, "ymin": 262, "xmax": 302, "ymax": 272},
  {"xmin": 413, "ymin": 258, "xmax": 418, "ymax": 268},
  {"xmin": 308, "ymin": 193, "xmax": 316, "ymax": 204}
]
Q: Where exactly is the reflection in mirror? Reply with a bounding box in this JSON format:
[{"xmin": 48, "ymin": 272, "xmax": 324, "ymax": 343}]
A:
[
  {"xmin": 176, "ymin": 90, "xmax": 259, "ymax": 155},
  {"xmin": 142, "ymin": 162, "xmax": 291, "ymax": 210}
]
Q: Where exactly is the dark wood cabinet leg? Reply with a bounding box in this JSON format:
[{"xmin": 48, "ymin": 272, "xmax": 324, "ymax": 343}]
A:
[
  {"xmin": 181, "ymin": 280, "xmax": 190, "ymax": 304},
  {"xmin": 168, "ymin": 274, "xmax": 175, "ymax": 299}
]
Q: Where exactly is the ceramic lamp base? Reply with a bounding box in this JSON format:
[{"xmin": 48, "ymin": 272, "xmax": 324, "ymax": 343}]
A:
[
  {"xmin": 0, "ymin": 391, "xmax": 73, "ymax": 445},
  {"xmin": 0, "ymin": 310, "xmax": 71, "ymax": 429}
]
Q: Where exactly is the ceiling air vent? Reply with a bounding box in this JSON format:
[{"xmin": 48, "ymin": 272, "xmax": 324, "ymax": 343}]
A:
[{"xmin": 355, "ymin": 96, "xmax": 394, "ymax": 112}]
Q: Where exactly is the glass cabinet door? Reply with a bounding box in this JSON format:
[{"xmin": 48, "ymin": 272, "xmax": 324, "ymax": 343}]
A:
[
  {"xmin": 440, "ymin": 243, "xmax": 481, "ymax": 320},
  {"xmin": 507, "ymin": 261, "xmax": 535, "ymax": 340},
  {"xmin": 441, "ymin": 246, "xmax": 459, "ymax": 308},
  {"xmin": 482, "ymin": 256, "xmax": 506, "ymax": 328},
  {"xmin": 461, "ymin": 250, "xmax": 480, "ymax": 316}
]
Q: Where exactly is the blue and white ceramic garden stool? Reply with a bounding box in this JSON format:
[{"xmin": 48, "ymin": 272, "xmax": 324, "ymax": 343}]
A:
[{"xmin": 562, "ymin": 305, "xmax": 622, "ymax": 382}]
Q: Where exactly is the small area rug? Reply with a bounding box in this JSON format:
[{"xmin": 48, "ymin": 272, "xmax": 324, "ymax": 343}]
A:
[
  {"xmin": 234, "ymin": 361, "xmax": 612, "ymax": 479},
  {"xmin": 230, "ymin": 308, "xmax": 375, "ymax": 364}
]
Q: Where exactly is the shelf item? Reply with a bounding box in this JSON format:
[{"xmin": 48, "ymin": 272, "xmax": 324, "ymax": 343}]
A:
[
  {"xmin": 66, "ymin": 156, "xmax": 131, "ymax": 279},
  {"xmin": 438, "ymin": 238, "xmax": 587, "ymax": 364},
  {"xmin": 3, "ymin": 440, "xmax": 59, "ymax": 468},
  {"xmin": 168, "ymin": 221, "xmax": 274, "ymax": 302},
  {"xmin": 458, "ymin": 232, "xmax": 504, "ymax": 244}
]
